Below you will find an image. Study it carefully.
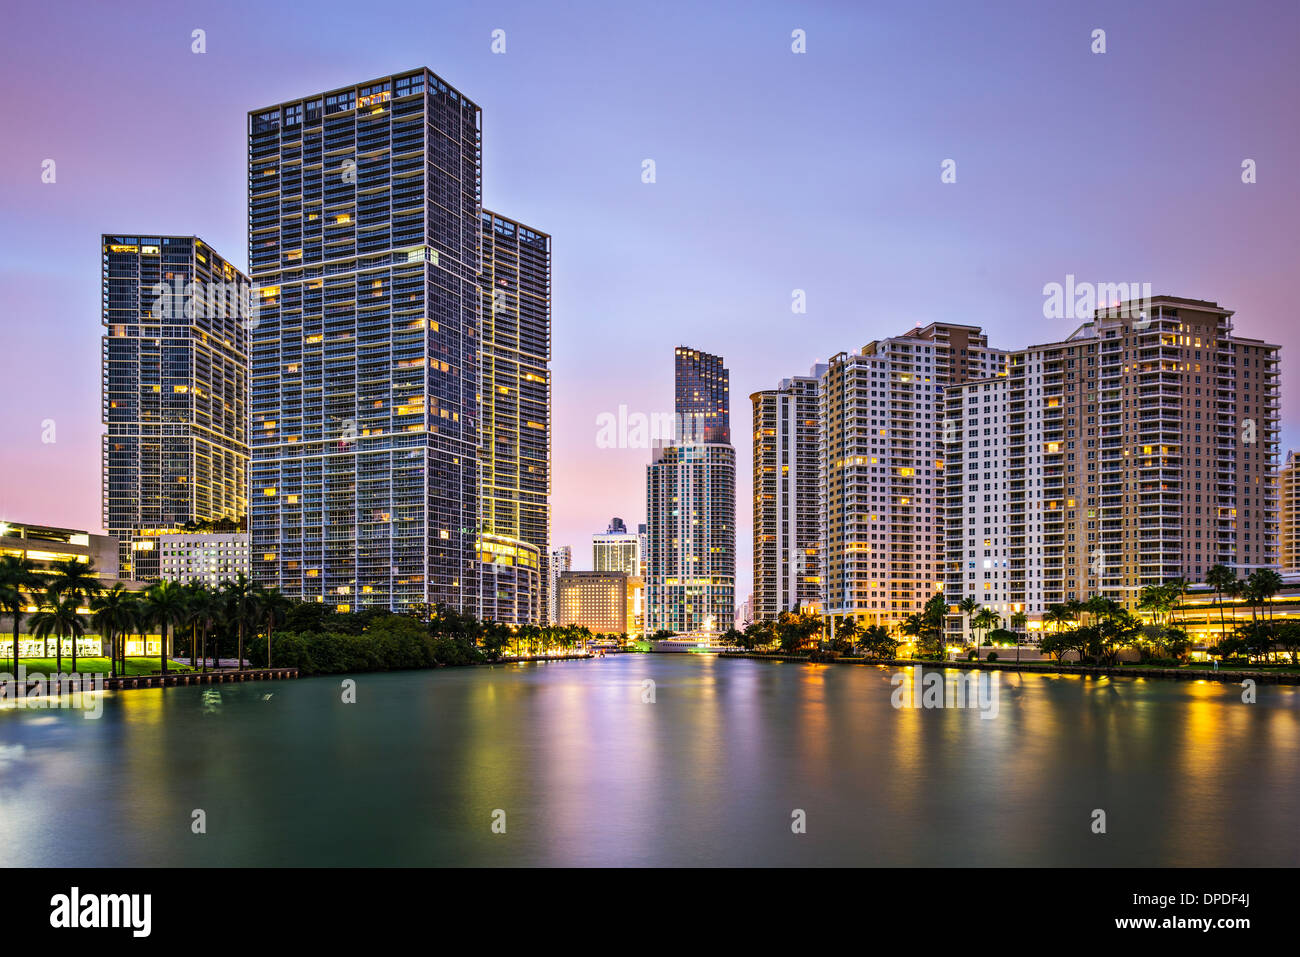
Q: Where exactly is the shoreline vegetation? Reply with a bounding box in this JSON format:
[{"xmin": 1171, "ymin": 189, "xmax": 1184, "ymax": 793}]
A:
[{"xmin": 717, "ymin": 651, "xmax": 1300, "ymax": 683}]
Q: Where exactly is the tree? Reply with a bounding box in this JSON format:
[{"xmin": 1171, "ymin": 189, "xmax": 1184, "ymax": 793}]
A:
[
  {"xmin": 1205, "ymin": 564, "xmax": 1237, "ymax": 655},
  {"xmin": 29, "ymin": 590, "xmax": 86, "ymax": 673},
  {"xmin": 143, "ymin": 580, "xmax": 188, "ymax": 674},
  {"xmin": 0, "ymin": 555, "xmax": 43, "ymax": 676},
  {"xmin": 252, "ymin": 584, "xmax": 291, "ymax": 668},
  {"xmin": 972, "ymin": 607, "xmax": 1000, "ymax": 648},
  {"xmin": 958, "ymin": 596, "xmax": 979, "ymax": 649},
  {"xmin": 90, "ymin": 584, "xmax": 138, "ymax": 678},
  {"xmin": 45, "ymin": 558, "xmax": 102, "ymax": 672},
  {"xmin": 858, "ymin": 625, "xmax": 897, "ymax": 660},
  {"xmin": 219, "ymin": 575, "xmax": 257, "ymax": 670},
  {"xmin": 1044, "ymin": 604, "xmax": 1075, "ymax": 634},
  {"xmin": 833, "ymin": 615, "xmax": 860, "ymax": 653},
  {"xmin": 1247, "ymin": 569, "xmax": 1284, "ymax": 638}
]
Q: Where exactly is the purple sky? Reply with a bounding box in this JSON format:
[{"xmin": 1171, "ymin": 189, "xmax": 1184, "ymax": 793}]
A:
[{"xmin": 1, "ymin": 0, "xmax": 1297, "ymax": 603}]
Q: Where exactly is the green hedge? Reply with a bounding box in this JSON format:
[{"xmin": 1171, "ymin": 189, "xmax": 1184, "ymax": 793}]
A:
[{"xmin": 246, "ymin": 617, "xmax": 485, "ymax": 675}]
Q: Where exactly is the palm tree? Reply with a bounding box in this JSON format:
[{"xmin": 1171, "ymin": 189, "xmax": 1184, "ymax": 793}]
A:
[
  {"xmin": 45, "ymin": 558, "xmax": 102, "ymax": 671},
  {"xmin": 252, "ymin": 584, "xmax": 291, "ymax": 667},
  {"xmin": 0, "ymin": 555, "xmax": 43, "ymax": 675},
  {"xmin": 973, "ymin": 607, "xmax": 999, "ymax": 650},
  {"xmin": 1010, "ymin": 609, "xmax": 1028, "ymax": 663},
  {"xmin": 1044, "ymin": 604, "xmax": 1074, "ymax": 634},
  {"xmin": 1205, "ymin": 564, "xmax": 1237, "ymax": 654},
  {"xmin": 1248, "ymin": 569, "xmax": 1284, "ymax": 637},
  {"xmin": 220, "ymin": 575, "xmax": 256, "ymax": 670},
  {"xmin": 29, "ymin": 590, "xmax": 86, "ymax": 673},
  {"xmin": 958, "ymin": 596, "xmax": 979, "ymax": 650},
  {"xmin": 143, "ymin": 580, "xmax": 188, "ymax": 675},
  {"xmin": 90, "ymin": 585, "xmax": 138, "ymax": 678},
  {"xmin": 185, "ymin": 584, "xmax": 220, "ymax": 673}
]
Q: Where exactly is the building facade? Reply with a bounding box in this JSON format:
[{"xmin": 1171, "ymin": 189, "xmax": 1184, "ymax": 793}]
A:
[
  {"xmin": 820, "ymin": 323, "xmax": 1004, "ymax": 630},
  {"xmin": 593, "ymin": 517, "xmax": 641, "ymax": 577},
  {"xmin": 675, "ymin": 346, "xmax": 730, "ymax": 443},
  {"xmin": 557, "ymin": 570, "xmax": 628, "ymax": 634},
  {"xmin": 146, "ymin": 531, "xmax": 251, "ymax": 586},
  {"xmin": 943, "ymin": 298, "xmax": 1280, "ymax": 641},
  {"xmin": 247, "ymin": 70, "xmax": 482, "ymax": 613},
  {"xmin": 751, "ymin": 366, "xmax": 825, "ymax": 622},
  {"xmin": 547, "ymin": 545, "xmax": 572, "ymax": 625},
  {"xmin": 478, "ymin": 210, "xmax": 552, "ymax": 624},
  {"xmin": 646, "ymin": 347, "xmax": 735, "ymax": 637},
  {"xmin": 102, "ymin": 235, "xmax": 250, "ymax": 581},
  {"xmin": 1281, "ymin": 450, "xmax": 1299, "ymax": 576}
]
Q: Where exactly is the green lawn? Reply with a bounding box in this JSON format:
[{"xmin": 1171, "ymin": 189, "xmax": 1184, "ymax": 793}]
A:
[{"xmin": 1, "ymin": 657, "xmax": 197, "ymax": 677}]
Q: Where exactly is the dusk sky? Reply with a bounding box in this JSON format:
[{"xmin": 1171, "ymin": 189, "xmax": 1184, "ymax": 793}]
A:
[{"xmin": 2, "ymin": 0, "xmax": 1297, "ymax": 601}]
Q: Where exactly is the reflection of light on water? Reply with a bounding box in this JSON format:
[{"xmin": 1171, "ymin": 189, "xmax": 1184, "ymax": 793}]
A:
[
  {"xmin": 202, "ymin": 690, "xmax": 222, "ymax": 714},
  {"xmin": 0, "ymin": 743, "xmax": 26, "ymax": 770}
]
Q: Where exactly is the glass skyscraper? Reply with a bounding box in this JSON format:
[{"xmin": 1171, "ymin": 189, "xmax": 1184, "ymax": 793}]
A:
[
  {"xmin": 247, "ymin": 70, "xmax": 482, "ymax": 612},
  {"xmin": 478, "ymin": 210, "xmax": 551, "ymax": 624},
  {"xmin": 101, "ymin": 234, "xmax": 250, "ymax": 580},
  {"xmin": 647, "ymin": 347, "xmax": 735, "ymax": 636}
]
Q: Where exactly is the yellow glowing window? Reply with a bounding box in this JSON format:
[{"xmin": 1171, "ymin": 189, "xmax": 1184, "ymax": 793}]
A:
[
  {"xmin": 286, "ymin": 494, "xmax": 298, "ymax": 504},
  {"xmin": 264, "ymin": 488, "xmax": 276, "ymax": 496},
  {"xmin": 336, "ymin": 214, "xmax": 351, "ymax": 224}
]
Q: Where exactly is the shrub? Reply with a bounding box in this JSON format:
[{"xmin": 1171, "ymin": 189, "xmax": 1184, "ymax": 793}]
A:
[{"xmin": 986, "ymin": 651, "xmax": 999, "ymax": 662}]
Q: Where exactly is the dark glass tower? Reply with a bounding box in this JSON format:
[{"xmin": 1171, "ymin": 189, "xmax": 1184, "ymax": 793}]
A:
[
  {"xmin": 247, "ymin": 70, "xmax": 482, "ymax": 612},
  {"xmin": 674, "ymin": 346, "xmax": 730, "ymax": 443},
  {"xmin": 101, "ymin": 234, "xmax": 249, "ymax": 580}
]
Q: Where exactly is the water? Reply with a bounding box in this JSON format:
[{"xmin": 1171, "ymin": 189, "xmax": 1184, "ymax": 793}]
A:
[{"xmin": 1, "ymin": 656, "xmax": 1297, "ymax": 866}]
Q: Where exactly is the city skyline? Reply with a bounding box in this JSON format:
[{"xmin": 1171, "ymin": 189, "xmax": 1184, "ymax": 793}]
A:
[{"xmin": 3, "ymin": 2, "xmax": 1300, "ymax": 608}]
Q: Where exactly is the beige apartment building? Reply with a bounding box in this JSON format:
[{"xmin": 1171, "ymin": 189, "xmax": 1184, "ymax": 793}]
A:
[
  {"xmin": 944, "ymin": 297, "xmax": 1280, "ymax": 641},
  {"xmin": 819, "ymin": 323, "xmax": 1005, "ymax": 630},
  {"xmin": 1282, "ymin": 450, "xmax": 1299, "ymax": 575},
  {"xmin": 751, "ymin": 367, "xmax": 825, "ymax": 622}
]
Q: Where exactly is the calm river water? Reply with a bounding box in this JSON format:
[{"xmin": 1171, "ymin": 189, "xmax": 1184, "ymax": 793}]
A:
[{"xmin": 1, "ymin": 655, "xmax": 1296, "ymax": 866}]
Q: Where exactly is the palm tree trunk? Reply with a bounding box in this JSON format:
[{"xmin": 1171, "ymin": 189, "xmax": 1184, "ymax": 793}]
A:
[
  {"xmin": 11, "ymin": 613, "xmax": 20, "ymax": 677},
  {"xmin": 160, "ymin": 625, "xmax": 168, "ymax": 675},
  {"xmin": 56, "ymin": 629, "xmax": 63, "ymax": 673}
]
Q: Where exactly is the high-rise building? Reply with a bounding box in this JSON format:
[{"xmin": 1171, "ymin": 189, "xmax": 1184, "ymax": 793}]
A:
[
  {"xmin": 751, "ymin": 365, "xmax": 825, "ymax": 622},
  {"xmin": 675, "ymin": 346, "xmax": 730, "ymax": 443},
  {"xmin": 557, "ymin": 570, "xmax": 628, "ymax": 634},
  {"xmin": 147, "ymin": 530, "xmax": 251, "ymax": 586},
  {"xmin": 547, "ymin": 545, "xmax": 572, "ymax": 624},
  {"xmin": 477, "ymin": 210, "xmax": 551, "ymax": 624},
  {"xmin": 943, "ymin": 297, "xmax": 1280, "ymax": 640},
  {"xmin": 1283, "ymin": 451, "xmax": 1300, "ymax": 575},
  {"xmin": 102, "ymin": 235, "xmax": 250, "ymax": 580},
  {"xmin": 646, "ymin": 347, "xmax": 735, "ymax": 636},
  {"xmin": 247, "ymin": 70, "xmax": 482, "ymax": 612},
  {"xmin": 636, "ymin": 522, "xmax": 648, "ymax": 577},
  {"xmin": 593, "ymin": 517, "xmax": 640, "ymax": 577},
  {"xmin": 820, "ymin": 323, "xmax": 1004, "ymax": 630}
]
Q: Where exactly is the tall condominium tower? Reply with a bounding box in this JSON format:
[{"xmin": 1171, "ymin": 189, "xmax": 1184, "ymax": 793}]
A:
[
  {"xmin": 820, "ymin": 323, "xmax": 1004, "ymax": 630},
  {"xmin": 247, "ymin": 70, "xmax": 482, "ymax": 612},
  {"xmin": 102, "ymin": 235, "xmax": 250, "ymax": 580},
  {"xmin": 675, "ymin": 346, "xmax": 730, "ymax": 443},
  {"xmin": 593, "ymin": 517, "xmax": 640, "ymax": 577},
  {"xmin": 478, "ymin": 210, "xmax": 551, "ymax": 624},
  {"xmin": 943, "ymin": 297, "xmax": 1280, "ymax": 640},
  {"xmin": 1282, "ymin": 451, "xmax": 1300, "ymax": 575},
  {"xmin": 646, "ymin": 347, "xmax": 736, "ymax": 636},
  {"xmin": 750, "ymin": 365, "xmax": 826, "ymax": 622},
  {"xmin": 547, "ymin": 545, "xmax": 572, "ymax": 625}
]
